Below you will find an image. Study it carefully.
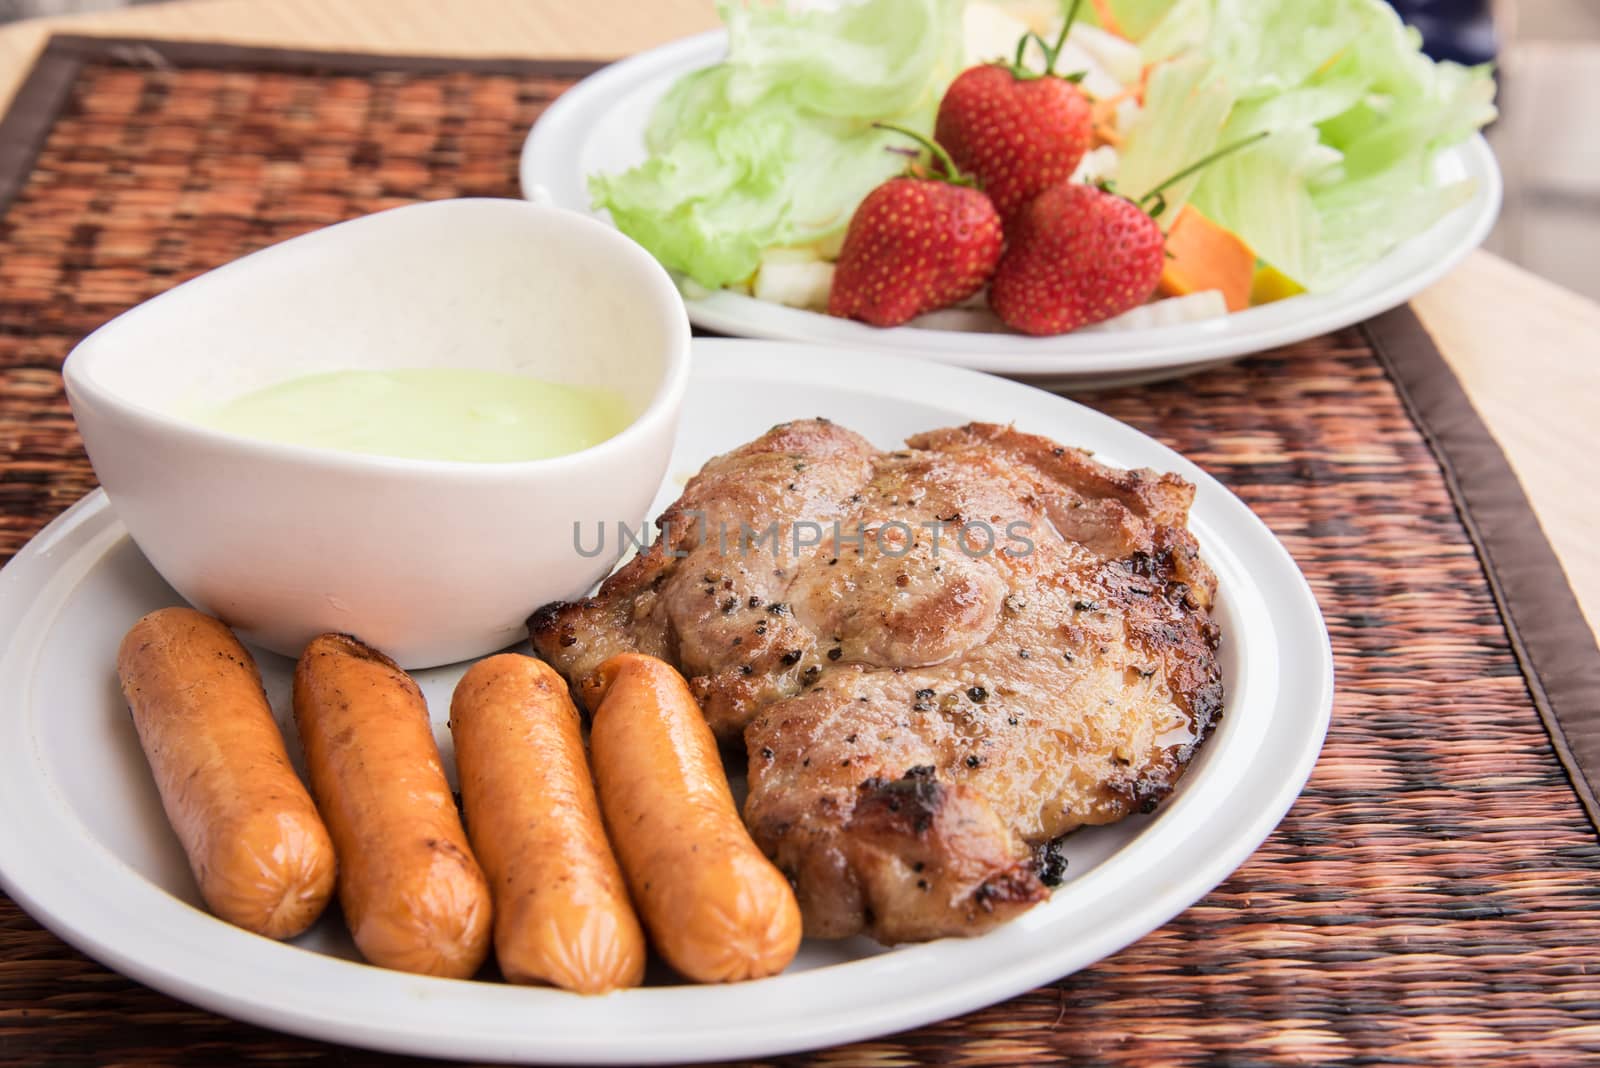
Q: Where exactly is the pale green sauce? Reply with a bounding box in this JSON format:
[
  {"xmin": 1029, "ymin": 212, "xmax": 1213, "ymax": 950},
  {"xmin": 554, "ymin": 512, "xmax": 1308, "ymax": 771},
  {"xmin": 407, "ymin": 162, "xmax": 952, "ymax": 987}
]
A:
[{"xmin": 196, "ymin": 368, "xmax": 630, "ymax": 463}]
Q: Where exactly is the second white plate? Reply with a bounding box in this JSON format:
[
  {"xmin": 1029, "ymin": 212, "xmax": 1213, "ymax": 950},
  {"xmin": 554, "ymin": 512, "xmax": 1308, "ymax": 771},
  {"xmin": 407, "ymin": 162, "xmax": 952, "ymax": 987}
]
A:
[
  {"xmin": 0, "ymin": 340, "xmax": 1332, "ymax": 1062},
  {"xmin": 521, "ymin": 30, "xmax": 1502, "ymax": 388}
]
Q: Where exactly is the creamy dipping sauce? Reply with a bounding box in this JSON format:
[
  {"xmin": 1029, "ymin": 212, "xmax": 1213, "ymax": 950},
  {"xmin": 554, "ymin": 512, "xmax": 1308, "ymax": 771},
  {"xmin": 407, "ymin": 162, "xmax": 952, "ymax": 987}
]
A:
[{"xmin": 195, "ymin": 369, "xmax": 631, "ymax": 462}]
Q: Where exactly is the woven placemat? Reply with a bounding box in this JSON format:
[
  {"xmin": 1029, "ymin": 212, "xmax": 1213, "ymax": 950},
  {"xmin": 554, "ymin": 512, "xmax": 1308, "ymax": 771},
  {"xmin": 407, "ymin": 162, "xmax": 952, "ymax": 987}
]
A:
[{"xmin": 2, "ymin": 34, "xmax": 1599, "ymax": 1067}]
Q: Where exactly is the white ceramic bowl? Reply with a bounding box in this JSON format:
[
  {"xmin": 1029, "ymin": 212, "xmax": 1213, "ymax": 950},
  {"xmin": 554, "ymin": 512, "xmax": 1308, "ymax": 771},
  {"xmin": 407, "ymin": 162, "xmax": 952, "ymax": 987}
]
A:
[{"xmin": 63, "ymin": 198, "xmax": 690, "ymax": 668}]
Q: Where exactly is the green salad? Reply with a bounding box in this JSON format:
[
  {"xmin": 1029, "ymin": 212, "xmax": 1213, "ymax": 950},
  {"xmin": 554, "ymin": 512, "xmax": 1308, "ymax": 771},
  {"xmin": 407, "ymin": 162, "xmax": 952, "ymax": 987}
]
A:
[
  {"xmin": 591, "ymin": 0, "xmax": 965, "ymax": 290},
  {"xmin": 590, "ymin": 0, "xmax": 1496, "ymax": 297}
]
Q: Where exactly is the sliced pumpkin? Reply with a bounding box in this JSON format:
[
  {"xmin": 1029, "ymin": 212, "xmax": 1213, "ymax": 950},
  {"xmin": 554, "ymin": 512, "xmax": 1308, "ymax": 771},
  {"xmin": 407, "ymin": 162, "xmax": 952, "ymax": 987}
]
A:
[{"xmin": 1158, "ymin": 204, "xmax": 1256, "ymax": 313}]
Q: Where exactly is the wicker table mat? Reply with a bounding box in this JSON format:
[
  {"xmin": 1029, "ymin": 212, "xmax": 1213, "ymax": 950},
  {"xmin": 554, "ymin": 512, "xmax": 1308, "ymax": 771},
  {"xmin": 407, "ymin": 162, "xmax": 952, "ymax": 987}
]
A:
[{"xmin": 2, "ymin": 35, "xmax": 1598, "ymax": 1067}]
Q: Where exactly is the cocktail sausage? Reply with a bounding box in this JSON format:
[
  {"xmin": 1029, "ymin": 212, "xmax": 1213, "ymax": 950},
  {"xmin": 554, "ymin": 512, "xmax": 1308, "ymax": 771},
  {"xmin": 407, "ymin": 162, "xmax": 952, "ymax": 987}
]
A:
[
  {"xmin": 118, "ymin": 607, "xmax": 335, "ymax": 939},
  {"xmin": 451, "ymin": 654, "xmax": 645, "ymax": 993},
  {"xmin": 294, "ymin": 633, "xmax": 491, "ymax": 978},
  {"xmin": 587, "ymin": 653, "xmax": 801, "ymax": 983}
]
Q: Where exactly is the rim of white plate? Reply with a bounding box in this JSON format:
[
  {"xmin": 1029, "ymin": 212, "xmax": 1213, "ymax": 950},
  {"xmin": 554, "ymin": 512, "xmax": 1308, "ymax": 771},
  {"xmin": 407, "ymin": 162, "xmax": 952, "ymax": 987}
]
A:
[
  {"xmin": 520, "ymin": 30, "xmax": 1501, "ymax": 379},
  {"xmin": 0, "ymin": 342, "xmax": 1334, "ymax": 1063}
]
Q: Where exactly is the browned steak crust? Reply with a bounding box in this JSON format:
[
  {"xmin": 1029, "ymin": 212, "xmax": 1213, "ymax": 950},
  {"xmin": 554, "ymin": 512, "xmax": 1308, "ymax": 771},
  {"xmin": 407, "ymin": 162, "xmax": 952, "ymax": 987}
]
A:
[{"xmin": 532, "ymin": 419, "xmax": 1222, "ymax": 944}]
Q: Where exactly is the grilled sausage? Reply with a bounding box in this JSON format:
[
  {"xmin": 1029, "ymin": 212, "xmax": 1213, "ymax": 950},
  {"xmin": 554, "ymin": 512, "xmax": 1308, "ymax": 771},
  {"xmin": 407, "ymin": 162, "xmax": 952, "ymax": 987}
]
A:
[
  {"xmin": 450, "ymin": 654, "xmax": 645, "ymax": 993},
  {"xmin": 587, "ymin": 653, "xmax": 802, "ymax": 982},
  {"xmin": 293, "ymin": 633, "xmax": 491, "ymax": 978},
  {"xmin": 117, "ymin": 607, "xmax": 335, "ymax": 939}
]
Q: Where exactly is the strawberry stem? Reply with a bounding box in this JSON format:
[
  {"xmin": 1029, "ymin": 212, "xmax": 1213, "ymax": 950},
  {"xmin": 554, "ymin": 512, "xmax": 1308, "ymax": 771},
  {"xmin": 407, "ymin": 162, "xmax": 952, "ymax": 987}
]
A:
[
  {"xmin": 1042, "ymin": 0, "xmax": 1085, "ymax": 77},
  {"xmin": 872, "ymin": 123, "xmax": 975, "ymax": 188},
  {"xmin": 1137, "ymin": 131, "xmax": 1271, "ymax": 217},
  {"xmin": 1008, "ymin": 0, "xmax": 1085, "ymax": 80},
  {"xmin": 1013, "ymin": 30, "xmax": 1031, "ymax": 70}
]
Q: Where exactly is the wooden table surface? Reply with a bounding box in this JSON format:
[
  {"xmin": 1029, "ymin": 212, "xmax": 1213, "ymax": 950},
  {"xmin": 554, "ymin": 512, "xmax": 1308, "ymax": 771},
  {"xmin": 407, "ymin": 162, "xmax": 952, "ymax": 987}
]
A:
[{"xmin": 5, "ymin": 1, "xmax": 1597, "ymax": 650}]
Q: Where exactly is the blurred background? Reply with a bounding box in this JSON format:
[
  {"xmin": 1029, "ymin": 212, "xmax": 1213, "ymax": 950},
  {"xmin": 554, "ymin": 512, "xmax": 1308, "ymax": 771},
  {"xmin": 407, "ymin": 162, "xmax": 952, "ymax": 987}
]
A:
[
  {"xmin": 1474, "ymin": 1, "xmax": 1600, "ymax": 302},
  {"xmin": 0, "ymin": 0, "xmax": 1594, "ymax": 302}
]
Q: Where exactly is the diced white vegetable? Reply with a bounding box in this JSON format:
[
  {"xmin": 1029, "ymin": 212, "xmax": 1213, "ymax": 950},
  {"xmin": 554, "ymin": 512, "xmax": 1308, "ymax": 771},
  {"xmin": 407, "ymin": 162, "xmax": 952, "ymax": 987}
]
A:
[
  {"xmin": 1071, "ymin": 145, "xmax": 1120, "ymax": 184},
  {"xmin": 1048, "ymin": 39, "xmax": 1124, "ymax": 100},
  {"xmin": 753, "ymin": 257, "xmax": 835, "ymax": 310},
  {"xmin": 760, "ymin": 239, "xmax": 844, "ymax": 265},
  {"xmin": 903, "ymin": 290, "xmax": 1230, "ymax": 335},
  {"xmin": 1002, "ymin": 0, "xmax": 1065, "ymax": 35},
  {"xmin": 911, "ymin": 291, "xmax": 1229, "ymax": 334},
  {"xmin": 963, "ymin": 2, "xmax": 1034, "ymax": 65},
  {"xmin": 811, "ymin": 229, "xmax": 846, "ymax": 261},
  {"xmin": 677, "ymin": 275, "xmax": 715, "ymax": 301},
  {"xmin": 1083, "ymin": 290, "xmax": 1229, "ymax": 332},
  {"xmin": 761, "ymin": 246, "xmax": 825, "ymax": 266},
  {"xmin": 1070, "ymin": 24, "xmax": 1143, "ymax": 86},
  {"xmin": 967, "ymin": 4, "xmax": 1127, "ymax": 100},
  {"xmin": 1116, "ymin": 98, "xmax": 1141, "ymax": 132},
  {"xmin": 908, "ymin": 305, "xmax": 1010, "ymax": 333}
]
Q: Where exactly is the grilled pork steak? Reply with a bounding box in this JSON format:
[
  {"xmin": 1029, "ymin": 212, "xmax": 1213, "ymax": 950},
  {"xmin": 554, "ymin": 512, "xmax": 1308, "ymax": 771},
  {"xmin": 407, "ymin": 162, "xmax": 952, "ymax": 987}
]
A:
[{"xmin": 532, "ymin": 420, "xmax": 1222, "ymax": 944}]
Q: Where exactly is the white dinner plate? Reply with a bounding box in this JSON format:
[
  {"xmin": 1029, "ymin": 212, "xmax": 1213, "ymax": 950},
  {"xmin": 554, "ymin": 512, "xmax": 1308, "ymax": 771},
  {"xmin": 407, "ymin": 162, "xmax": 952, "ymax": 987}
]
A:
[
  {"xmin": 0, "ymin": 340, "xmax": 1332, "ymax": 1063},
  {"xmin": 521, "ymin": 30, "xmax": 1502, "ymax": 389}
]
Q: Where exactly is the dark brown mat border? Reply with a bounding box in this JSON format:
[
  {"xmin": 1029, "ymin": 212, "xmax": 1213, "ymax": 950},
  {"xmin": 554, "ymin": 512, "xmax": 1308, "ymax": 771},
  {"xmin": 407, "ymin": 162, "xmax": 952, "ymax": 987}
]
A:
[
  {"xmin": 1366, "ymin": 307, "xmax": 1600, "ymax": 832},
  {"xmin": 0, "ymin": 36, "xmax": 82, "ymax": 213}
]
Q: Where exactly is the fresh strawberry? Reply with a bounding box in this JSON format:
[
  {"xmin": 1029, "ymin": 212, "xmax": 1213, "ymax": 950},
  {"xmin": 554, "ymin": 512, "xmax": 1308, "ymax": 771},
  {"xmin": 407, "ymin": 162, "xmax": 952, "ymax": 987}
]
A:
[
  {"xmin": 990, "ymin": 132, "xmax": 1272, "ymax": 336},
  {"xmin": 828, "ymin": 127, "xmax": 1003, "ymax": 328},
  {"xmin": 934, "ymin": 1, "xmax": 1093, "ymax": 221},
  {"xmin": 988, "ymin": 182, "xmax": 1162, "ymax": 336}
]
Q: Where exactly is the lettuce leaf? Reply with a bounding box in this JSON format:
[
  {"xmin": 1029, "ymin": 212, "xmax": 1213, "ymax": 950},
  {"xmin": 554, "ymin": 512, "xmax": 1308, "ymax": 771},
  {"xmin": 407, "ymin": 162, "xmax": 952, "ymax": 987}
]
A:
[
  {"xmin": 1115, "ymin": 0, "xmax": 1496, "ymax": 290},
  {"xmin": 590, "ymin": 0, "xmax": 966, "ymax": 290},
  {"xmin": 1114, "ymin": 54, "xmax": 1235, "ymax": 222}
]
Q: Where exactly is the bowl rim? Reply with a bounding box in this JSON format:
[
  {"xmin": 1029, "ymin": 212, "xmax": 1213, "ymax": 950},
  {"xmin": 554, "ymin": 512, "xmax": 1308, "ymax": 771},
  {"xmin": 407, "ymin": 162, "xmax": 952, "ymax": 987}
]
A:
[{"xmin": 61, "ymin": 197, "xmax": 692, "ymax": 479}]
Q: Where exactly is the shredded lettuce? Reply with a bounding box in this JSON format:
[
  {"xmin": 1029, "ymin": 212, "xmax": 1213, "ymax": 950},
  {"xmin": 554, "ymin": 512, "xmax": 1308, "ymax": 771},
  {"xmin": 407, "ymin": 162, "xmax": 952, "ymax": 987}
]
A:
[
  {"xmin": 1114, "ymin": 0, "xmax": 1496, "ymax": 291},
  {"xmin": 590, "ymin": 0, "xmax": 966, "ymax": 290}
]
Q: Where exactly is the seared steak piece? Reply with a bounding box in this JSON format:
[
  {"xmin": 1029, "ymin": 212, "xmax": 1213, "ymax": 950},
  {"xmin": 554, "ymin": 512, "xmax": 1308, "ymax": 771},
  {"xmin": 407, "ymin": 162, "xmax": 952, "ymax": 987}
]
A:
[{"xmin": 532, "ymin": 420, "xmax": 1222, "ymax": 944}]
